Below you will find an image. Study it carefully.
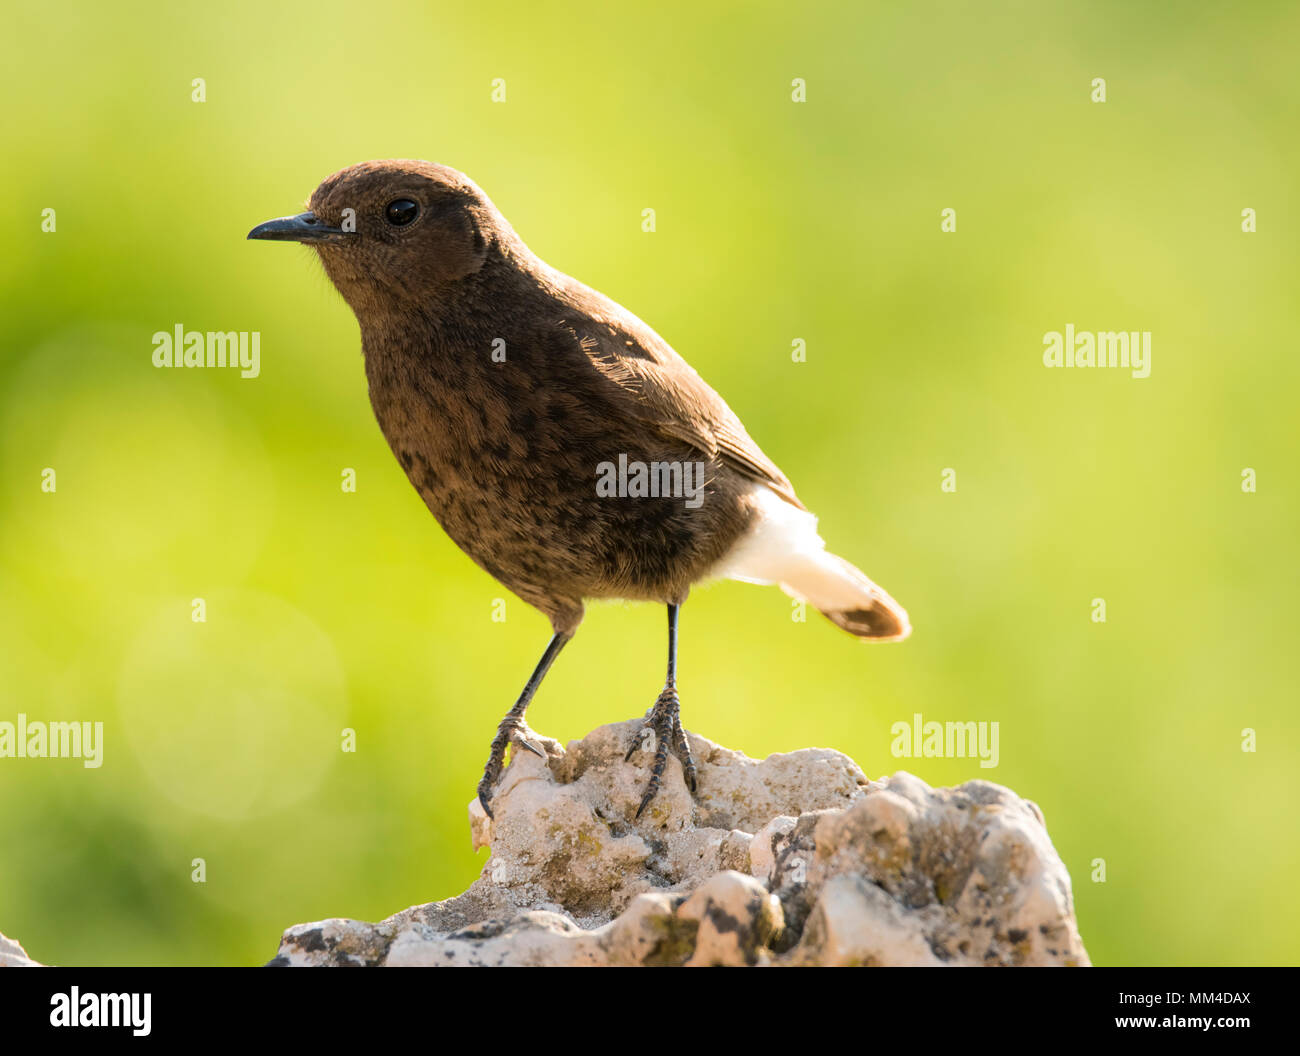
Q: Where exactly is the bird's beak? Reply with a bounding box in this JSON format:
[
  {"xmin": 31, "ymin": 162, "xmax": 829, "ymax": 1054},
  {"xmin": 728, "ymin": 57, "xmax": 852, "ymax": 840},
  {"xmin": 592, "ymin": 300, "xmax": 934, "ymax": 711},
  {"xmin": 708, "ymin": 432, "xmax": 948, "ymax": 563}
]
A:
[{"xmin": 247, "ymin": 211, "xmax": 352, "ymax": 244}]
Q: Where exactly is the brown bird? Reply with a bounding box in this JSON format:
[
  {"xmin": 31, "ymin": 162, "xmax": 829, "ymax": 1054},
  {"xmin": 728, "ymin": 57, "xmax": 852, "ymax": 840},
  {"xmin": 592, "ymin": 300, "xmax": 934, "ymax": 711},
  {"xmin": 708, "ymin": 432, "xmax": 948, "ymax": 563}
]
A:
[{"xmin": 249, "ymin": 159, "xmax": 910, "ymax": 819}]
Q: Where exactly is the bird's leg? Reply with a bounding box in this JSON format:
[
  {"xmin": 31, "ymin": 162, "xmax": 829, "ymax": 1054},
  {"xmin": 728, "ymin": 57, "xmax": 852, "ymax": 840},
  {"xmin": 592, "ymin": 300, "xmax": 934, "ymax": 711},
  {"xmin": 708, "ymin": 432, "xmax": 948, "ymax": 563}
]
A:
[
  {"xmin": 477, "ymin": 631, "xmax": 571, "ymax": 819},
  {"xmin": 626, "ymin": 603, "xmax": 697, "ymax": 817},
  {"xmin": 672, "ymin": 708, "xmax": 697, "ymax": 793}
]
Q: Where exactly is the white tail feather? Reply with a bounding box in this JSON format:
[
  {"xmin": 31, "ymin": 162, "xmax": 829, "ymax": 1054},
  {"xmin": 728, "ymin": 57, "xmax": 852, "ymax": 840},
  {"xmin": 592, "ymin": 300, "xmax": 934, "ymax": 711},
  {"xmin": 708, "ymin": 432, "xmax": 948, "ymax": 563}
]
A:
[{"xmin": 712, "ymin": 484, "xmax": 911, "ymax": 641}]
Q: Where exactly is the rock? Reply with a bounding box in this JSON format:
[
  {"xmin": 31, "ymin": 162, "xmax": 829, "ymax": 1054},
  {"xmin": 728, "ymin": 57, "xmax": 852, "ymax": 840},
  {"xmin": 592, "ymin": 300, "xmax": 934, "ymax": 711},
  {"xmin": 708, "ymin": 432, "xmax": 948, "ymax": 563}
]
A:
[
  {"xmin": 0, "ymin": 932, "xmax": 42, "ymax": 967},
  {"xmin": 271, "ymin": 720, "xmax": 1089, "ymax": 966}
]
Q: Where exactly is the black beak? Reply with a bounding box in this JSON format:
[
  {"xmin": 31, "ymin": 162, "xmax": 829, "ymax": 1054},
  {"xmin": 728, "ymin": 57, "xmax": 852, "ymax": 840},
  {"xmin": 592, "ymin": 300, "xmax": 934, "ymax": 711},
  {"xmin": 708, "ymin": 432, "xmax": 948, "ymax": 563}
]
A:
[{"xmin": 247, "ymin": 211, "xmax": 351, "ymax": 244}]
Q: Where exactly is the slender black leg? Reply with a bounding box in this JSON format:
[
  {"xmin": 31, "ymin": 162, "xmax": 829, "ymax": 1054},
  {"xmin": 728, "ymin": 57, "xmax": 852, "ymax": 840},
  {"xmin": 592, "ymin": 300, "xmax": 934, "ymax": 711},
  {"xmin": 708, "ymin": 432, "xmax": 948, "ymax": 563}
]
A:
[
  {"xmin": 626, "ymin": 603, "xmax": 697, "ymax": 818},
  {"xmin": 477, "ymin": 631, "xmax": 571, "ymax": 819},
  {"xmin": 663, "ymin": 603, "xmax": 697, "ymax": 792}
]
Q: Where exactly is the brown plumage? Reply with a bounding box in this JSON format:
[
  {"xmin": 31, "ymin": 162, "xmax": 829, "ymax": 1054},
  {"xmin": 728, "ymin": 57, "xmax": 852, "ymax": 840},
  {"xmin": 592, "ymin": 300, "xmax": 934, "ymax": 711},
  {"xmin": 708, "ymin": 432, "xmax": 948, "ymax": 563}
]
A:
[{"xmin": 249, "ymin": 159, "xmax": 910, "ymax": 819}]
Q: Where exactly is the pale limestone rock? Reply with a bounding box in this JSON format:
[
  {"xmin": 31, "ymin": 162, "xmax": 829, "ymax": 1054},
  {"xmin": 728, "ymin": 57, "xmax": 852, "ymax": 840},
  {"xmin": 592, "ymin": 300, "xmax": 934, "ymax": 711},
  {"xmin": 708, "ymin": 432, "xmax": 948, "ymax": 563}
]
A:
[
  {"xmin": 0, "ymin": 932, "xmax": 42, "ymax": 967},
  {"xmin": 270, "ymin": 719, "xmax": 1089, "ymax": 967}
]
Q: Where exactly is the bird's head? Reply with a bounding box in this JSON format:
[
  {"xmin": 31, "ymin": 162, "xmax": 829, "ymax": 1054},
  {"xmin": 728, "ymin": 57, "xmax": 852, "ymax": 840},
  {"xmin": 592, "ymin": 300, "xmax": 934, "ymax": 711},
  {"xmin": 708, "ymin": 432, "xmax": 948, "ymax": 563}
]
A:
[{"xmin": 248, "ymin": 159, "xmax": 510, "ymax": 314}]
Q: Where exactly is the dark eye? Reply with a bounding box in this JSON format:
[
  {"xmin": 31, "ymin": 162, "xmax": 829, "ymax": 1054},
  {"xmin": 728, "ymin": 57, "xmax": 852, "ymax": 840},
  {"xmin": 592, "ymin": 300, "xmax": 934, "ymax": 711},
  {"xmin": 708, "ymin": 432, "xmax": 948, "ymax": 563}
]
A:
[{"xmin": 384, "ymin": 199, "xmax": 419, "ymax": 226}]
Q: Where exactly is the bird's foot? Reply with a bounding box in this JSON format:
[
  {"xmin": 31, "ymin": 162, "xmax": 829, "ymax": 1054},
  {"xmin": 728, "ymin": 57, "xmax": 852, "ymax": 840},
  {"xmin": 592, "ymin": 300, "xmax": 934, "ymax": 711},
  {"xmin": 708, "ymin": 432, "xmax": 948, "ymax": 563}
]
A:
[
  {"xmin": 476, "ymin": 715, "xmax": 547, "ymax": 820},
  {"xmin": 624, "ymin": 686, "xmax": 697, "ymax": 818}
]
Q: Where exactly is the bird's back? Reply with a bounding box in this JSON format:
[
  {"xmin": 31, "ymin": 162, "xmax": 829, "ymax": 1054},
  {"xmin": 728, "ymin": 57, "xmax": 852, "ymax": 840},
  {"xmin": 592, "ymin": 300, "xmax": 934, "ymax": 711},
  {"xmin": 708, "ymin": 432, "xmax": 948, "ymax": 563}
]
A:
[{"xmin": 359, "ymin": 257, "xmax": 787, "ymax": 622}]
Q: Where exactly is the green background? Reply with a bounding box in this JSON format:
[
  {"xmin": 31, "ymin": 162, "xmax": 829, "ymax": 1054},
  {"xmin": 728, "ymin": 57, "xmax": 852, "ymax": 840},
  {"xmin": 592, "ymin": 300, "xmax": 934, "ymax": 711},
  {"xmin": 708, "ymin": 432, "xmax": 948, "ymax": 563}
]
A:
[{"xmin": 2, "ymin": 0, "xmax": 1296, "ymax": 966}]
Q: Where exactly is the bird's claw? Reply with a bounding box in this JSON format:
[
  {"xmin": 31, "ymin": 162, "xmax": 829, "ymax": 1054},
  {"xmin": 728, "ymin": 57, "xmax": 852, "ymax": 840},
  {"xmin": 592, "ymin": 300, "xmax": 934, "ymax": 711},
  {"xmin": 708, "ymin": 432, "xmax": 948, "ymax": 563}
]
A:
[
  {"xmin": 516, "ymin": 736, "xmax": 545, "ymax": 758},
  {"xmin": 627, "ymin": 687, "xmax": 697, "ymax": 818},
  {"xmin": 477, "ymin": 717, "xmax": 547, "ymax": 820}
]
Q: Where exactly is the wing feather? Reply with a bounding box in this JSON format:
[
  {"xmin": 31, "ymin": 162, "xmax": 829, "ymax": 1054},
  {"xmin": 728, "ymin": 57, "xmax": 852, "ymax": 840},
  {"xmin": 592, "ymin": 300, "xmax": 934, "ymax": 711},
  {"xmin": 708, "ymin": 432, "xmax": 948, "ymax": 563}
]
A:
[{"xmin": 566, "ymin": 298, "xmax": 805, "ymax": 511}]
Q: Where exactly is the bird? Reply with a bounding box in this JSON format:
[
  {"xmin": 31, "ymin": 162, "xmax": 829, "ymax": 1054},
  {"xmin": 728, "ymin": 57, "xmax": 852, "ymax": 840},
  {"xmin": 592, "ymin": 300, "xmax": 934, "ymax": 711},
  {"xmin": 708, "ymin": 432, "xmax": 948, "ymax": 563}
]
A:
[{"xmin": 248, "ymin": 159, "xmax": 910, "ymax": 820}]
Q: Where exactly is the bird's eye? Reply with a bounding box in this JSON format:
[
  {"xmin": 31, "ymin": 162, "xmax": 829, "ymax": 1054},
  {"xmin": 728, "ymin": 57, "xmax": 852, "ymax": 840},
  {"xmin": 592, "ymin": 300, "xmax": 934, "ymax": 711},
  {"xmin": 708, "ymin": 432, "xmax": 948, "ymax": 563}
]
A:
[{"xmin": 384, "ymin": 199, "xmax": 419, "ymax": 226}]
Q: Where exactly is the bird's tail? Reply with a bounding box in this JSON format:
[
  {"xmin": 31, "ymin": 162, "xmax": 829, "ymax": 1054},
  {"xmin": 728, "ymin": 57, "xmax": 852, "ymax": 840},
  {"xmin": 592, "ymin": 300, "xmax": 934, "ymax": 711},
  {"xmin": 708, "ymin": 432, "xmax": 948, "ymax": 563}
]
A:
[
  {"xmin": 778, "ymin": 550, "xmax": 911, "ymax": 642},
  {"xmin": 713, "ymin": 484, "xmax": 911, "ymax": 642}
]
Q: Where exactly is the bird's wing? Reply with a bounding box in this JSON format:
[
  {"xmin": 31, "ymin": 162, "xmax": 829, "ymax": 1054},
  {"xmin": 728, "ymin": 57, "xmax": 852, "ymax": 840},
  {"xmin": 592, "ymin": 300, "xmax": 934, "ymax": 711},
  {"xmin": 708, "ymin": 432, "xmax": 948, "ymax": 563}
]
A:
[{"xmin": 564, "ymin": 292, "xmax": 806, "ymax": 511}]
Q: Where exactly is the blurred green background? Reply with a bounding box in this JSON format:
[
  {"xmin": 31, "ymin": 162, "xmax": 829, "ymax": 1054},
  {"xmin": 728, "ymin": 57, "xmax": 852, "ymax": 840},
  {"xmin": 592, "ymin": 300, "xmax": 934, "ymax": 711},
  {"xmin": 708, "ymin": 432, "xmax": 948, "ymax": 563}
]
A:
[{"xmin": 2, "ymin": 0, "xmax": 1296, "ymax": 967}]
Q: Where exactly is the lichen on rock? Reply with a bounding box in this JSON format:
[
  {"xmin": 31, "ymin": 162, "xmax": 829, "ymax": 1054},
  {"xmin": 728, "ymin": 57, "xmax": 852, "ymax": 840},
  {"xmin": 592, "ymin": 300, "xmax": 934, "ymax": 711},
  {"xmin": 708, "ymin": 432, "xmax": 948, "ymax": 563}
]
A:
[{"xmin": 270, "ymin": 720, "xmax": 1090, "ymax": 967}]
